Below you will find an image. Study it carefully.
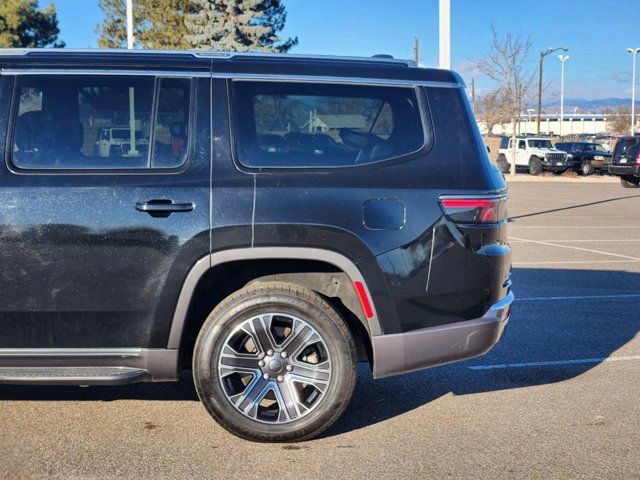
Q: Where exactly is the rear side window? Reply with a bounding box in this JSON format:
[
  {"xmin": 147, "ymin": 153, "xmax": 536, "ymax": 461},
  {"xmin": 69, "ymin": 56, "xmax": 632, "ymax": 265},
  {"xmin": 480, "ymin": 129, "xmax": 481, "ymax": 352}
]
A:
[
  {"xmin": 232, "ymin": 81, "xmax": 426, "ymax": 168},
  {"xmin": 12, "ymin": 75, "xmax": 191, "ymax": 170},
  {"xmin": 615, "ymin": 137, "xmax": 640, "ymax": 156}
]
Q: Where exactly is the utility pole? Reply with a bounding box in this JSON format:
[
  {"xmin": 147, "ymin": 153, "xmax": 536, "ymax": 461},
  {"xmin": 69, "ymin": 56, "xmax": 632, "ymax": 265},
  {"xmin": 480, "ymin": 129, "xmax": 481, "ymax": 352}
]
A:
[
  {"xmin": 439, "ymin": 0, "xmax": 450, "ymax": 69},
  {"xmin": 126, "ymin": 0, "xmax": 137, "ymax": 155},
  {"xmin": 471, "ymin": 77, "xmax": 475, "ymax": 115},
  {"xmin": 126, "ymin": 0, "xmax": 134, "ymax": 49},
  {"xmin": 537, "ymin": 46, "xmax": 568, "ymax": 135},
  {"xmin": 558, "ymin": 54, "xmax": 570, "ymax": 137},
  {"xmin": 414, "ymin": 37, "xmax": 420, "ymax": 65},
  {"xmin": 627, "ymin": 48, "xmax": 640, "ymax": 135}
]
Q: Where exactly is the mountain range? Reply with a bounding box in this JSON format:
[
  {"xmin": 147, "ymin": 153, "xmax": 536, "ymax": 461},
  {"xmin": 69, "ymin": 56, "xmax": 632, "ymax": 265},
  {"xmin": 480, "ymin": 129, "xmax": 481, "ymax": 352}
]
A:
[{"xmin": 542, "ymin": 97, "xmax": 638, "ymax": 112}]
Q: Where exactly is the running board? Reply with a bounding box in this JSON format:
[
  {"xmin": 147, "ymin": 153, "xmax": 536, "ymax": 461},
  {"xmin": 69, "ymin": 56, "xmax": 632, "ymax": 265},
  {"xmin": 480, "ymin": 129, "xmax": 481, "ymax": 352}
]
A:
[{"xmin": 0, "ymin": 366, "xmax": 149, "ymax": 385}]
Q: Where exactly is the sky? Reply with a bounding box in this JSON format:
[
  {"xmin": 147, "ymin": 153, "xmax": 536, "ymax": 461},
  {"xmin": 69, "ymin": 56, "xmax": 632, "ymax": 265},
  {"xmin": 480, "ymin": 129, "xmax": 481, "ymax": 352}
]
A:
[{"xmin": 53, "ymin": 0, "xmax": 639, "ymax": 101}]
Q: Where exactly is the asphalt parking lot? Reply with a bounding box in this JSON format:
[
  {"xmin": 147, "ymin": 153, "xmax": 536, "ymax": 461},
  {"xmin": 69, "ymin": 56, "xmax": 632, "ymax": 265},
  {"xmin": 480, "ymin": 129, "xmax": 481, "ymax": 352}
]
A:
[{"xmin": 1, "ymin": 180, "xmax": 639, "ymax": 480}]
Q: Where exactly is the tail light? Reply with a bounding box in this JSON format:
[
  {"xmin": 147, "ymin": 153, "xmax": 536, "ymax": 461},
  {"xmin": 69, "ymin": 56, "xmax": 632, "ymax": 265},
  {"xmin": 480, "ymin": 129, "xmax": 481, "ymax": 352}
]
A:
[
  {"xmin": 635, "ymin": 153, "xmax": 640, "ymax": 166},
  {"xmin": 439, "ymin": 195, "xmax": 508, "ymax": 225}
]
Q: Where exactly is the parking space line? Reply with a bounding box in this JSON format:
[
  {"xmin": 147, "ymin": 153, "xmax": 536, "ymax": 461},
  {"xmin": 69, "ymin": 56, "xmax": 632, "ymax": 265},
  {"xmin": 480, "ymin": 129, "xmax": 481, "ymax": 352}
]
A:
[
  {"xmin": 515, "ymin": 294, "xmax": 640, "ymax": 301},
  {"xmin": 509, "ymin": 236, "xmax": 640, "ymax": 261},
  {"xmin": 509, "ymin": 225, "xmax": 640, "ymax": 229},
  {"xmin": 514, "ymin": 260, "xmax": 640, "ymax": 265},
  {"xmin": 469, "ymin": 355, "xmax": 640, "ymax": 370},
  {"xmin": 509, "ymin": 239, "xmax": 640, "ymax": 243}
]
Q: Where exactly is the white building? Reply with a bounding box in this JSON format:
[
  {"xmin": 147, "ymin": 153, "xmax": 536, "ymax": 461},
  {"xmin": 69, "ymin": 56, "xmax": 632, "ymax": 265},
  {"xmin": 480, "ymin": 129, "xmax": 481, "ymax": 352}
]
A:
[{"xmin": 478, "ymin": 113, "xmax": 633, "ymax": 136}]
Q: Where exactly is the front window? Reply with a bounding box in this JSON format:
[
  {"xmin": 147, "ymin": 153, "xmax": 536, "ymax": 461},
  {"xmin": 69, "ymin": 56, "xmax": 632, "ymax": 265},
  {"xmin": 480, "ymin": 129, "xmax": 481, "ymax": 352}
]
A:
[{"xmin": 528, "ymin": 139, "xmax": 554, "ymax": 149}]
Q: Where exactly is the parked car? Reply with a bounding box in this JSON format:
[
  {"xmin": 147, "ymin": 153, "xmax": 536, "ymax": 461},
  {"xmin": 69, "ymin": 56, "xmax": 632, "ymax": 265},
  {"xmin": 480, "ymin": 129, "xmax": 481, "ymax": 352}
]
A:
[
  {"xmin": 95, "ymin": 127, "xmax": 150, "ymax": 158},
  {"xmin": 497, "ymin": 136, "xmax": 569, "ymax": 175},
  {"xmin": 555, "ymin": 142, "xmax": 612, "ymax": 175},
  {"xmin": 609, "ymin": 136, "xmax": 640, "ymax": 188},
  {"xmin": 0, "ymin": 49, "xmax": 512, "ymax": 442}
]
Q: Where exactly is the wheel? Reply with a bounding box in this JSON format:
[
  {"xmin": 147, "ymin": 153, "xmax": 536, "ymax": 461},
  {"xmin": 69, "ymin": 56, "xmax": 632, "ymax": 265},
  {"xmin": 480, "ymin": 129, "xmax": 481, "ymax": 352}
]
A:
[
  {"xmin": 528, "ymin": 156, "xmax": 542, "ymax": 175},
  {"xmin": 193, "ymin": 282, "xmax": 358, "ymax": 442},
  {"xmin": 497, "ymin": 155, "xmax": 510, "ymax": 174},
  {"xmin": 620, "ymin": 176, "xmax": 640, "ymax": 188},
  {"xmin": 581, "ymin": 162, "xmax": 595, "ymax": 176}
]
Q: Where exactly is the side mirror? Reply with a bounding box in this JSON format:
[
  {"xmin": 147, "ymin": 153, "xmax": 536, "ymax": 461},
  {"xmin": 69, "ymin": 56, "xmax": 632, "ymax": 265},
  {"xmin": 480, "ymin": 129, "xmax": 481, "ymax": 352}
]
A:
[{"xmin": 486, "ymin": 146, "xmax": 491, "ymax": 153}]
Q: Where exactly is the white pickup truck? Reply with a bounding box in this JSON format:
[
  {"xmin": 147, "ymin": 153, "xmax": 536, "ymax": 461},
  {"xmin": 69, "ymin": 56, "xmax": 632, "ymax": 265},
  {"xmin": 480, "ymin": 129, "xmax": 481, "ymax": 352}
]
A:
[{"xmin": 497, "ymin": 137, "xmax": 569, "ymax": 175}]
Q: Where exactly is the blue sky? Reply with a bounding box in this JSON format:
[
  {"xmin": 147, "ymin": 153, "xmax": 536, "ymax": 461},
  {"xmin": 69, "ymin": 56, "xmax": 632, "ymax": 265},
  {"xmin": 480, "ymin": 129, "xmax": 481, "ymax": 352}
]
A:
[{"xmin": 54, "ymin": 0, "xmax": 638, "ymax": 100}]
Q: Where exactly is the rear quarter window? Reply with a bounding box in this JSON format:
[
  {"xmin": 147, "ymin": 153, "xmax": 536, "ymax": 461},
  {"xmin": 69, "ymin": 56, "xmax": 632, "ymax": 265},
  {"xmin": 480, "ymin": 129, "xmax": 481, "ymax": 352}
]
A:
[{"xmin": 232, "ymin": 81, "xmax": 428, "ymax": 169}]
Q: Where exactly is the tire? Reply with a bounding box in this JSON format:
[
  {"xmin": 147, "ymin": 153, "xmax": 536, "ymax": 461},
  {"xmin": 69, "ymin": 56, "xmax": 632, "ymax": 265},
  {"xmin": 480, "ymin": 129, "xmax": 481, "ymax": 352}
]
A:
[
  {"xmin": 581, "ymin": 162, "xmax": 595, "ymax": 176},
  {"xmin": 528, "ymin": 156, "xmax": 542, "ymax": 175},
  {"xmin": 193, "ymin": 281, "xmax": 358, "ymax": 442},
  {"xmin": 497, "ymin": 155, "xmax": 510, "ymax": 174},
  {"xmin": 620, "ymin": 176, "xmax": 640, "ymax": 188}
]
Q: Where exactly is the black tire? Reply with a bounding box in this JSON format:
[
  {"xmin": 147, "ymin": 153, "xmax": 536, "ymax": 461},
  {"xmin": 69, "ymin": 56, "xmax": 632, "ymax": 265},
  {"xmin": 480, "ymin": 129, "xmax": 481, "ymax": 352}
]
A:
[
  {"xmin": 193, "ymin": 281, "xmax": 358, "ymax": 442},
  {"xmin": 528, "ymin": 156, "xmax": 542, "ymax": 175},
  {"xmin": 581, "ymin": 162, "xmax": 595, "ymax": 176},
  {"xmin": 497, "ymin": 155, "xmax": 510, "ymax": 174},
  {"xmin": 620, "ymin": 176, "xmax": 640, "ymax": 188}
]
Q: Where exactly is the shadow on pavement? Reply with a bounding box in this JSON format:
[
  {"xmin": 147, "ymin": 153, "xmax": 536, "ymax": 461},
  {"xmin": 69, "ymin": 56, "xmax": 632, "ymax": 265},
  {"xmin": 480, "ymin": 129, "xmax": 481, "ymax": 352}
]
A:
[{"xmin": 0, "ymin": 268, "xmax": 638, "ymax": 440}]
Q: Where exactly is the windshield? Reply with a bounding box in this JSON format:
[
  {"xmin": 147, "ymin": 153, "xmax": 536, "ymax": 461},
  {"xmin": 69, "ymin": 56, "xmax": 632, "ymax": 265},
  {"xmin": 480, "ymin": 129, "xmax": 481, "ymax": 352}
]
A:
[
  {"xmin": 529, "ymin": 139, "xmax": 554, "ymax": 149},
  {"xmin": 112, "ymin": 129, "xmax": 143, "ymax": 140}
]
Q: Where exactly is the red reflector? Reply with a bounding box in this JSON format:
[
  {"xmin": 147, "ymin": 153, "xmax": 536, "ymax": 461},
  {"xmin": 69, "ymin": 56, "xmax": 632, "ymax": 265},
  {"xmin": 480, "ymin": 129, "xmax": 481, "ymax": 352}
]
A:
[{"xmin": 353, "ymin": 281, "xmax": 374, "ymax": 319}]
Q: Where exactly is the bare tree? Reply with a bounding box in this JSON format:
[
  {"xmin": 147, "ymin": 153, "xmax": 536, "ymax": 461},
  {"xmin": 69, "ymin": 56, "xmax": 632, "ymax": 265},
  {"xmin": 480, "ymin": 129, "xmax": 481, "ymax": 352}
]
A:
[
  {"xmin": 604, "ymin": 106, "xmax": 631, "ymax": 135},
  {"xmin": 474, "ymin": 27, "xmax": 535, "ymax": 174},
  {"xmin": 476, "ymin": 90, "xmax": 509, "ymax": 134}
]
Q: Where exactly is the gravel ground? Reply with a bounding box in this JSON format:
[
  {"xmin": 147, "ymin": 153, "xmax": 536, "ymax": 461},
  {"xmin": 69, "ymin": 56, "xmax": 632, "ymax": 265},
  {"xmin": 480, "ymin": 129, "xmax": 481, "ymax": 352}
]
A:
[{"xmin": 1, "ymin": 181, "xmax": 639, "ymax": 479}]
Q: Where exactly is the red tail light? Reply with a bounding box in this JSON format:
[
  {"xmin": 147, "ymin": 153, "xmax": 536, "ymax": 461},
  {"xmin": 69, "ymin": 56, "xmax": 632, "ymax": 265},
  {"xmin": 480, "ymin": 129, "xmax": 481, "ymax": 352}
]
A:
[
  {"xmin": 636, "ymin": 153, "xmax": 640, "ymax": 165},
  {"xmin": 439, "ymin": 195, "xmax": 508, "ymax": 224}
]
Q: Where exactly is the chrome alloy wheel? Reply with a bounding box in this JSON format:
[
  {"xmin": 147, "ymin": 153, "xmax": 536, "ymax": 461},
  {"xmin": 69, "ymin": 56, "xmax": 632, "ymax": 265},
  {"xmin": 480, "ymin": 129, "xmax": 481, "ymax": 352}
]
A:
[{"xmin": 218, "ymin": 313, "xmax": 332, "ymax": 424}]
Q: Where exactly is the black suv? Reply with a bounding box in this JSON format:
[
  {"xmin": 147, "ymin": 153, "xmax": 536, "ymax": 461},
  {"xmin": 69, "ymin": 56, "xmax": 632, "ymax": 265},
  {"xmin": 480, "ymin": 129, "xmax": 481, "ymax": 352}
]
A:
[
  {"xmin": 0, "ymin": 49, "xmax": 512, "ymax": 442},
  {"xmin": 555, "ymin": 142, "xmax": 612, "ymax": 175},
  {"xmin": 609, "ymin": 136, "xmax": 640, "ymax": 187}
]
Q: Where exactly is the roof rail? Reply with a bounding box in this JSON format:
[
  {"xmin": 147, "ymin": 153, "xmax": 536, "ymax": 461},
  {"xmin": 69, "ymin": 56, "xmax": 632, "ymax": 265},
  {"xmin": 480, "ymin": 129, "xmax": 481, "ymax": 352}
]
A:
[{"xmin": 0, "ymin": 48, "xmax": 417, "ymax": 67}]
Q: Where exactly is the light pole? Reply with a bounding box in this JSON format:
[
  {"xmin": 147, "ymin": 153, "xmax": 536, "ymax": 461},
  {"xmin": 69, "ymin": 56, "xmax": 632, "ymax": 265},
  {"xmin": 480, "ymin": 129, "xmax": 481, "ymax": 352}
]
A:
[
  {"xmin": 126, "ymin": 0, "xmax": 134, "ymax": 49},
  {"xmin": 627, "ymin": 48, "xmax": 640, "ymax": 135},
  {"xmin": 558, "ymin": 54, "xmax": 569, "ymax": 138},
  {"xmin": 537, "ymin": 47, "xmax": 568, "ymax": 135},
  {"xmin": 439, "ymin": 0, "xmax": 451, "ymax": 69}
]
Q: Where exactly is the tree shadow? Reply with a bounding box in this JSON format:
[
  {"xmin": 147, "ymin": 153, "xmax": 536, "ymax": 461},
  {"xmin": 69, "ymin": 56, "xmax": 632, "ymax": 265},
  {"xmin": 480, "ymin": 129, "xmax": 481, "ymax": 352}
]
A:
[{"xmin": 0, "ymin": 268, "xmax": 637, "ymax": 440}]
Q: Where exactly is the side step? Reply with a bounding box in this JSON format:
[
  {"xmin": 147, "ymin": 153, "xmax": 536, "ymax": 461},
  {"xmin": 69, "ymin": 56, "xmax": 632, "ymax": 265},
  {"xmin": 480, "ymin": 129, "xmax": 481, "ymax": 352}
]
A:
[{"xmin": 0, "ymin": 366, "xmax": 149, "ymax": 385}]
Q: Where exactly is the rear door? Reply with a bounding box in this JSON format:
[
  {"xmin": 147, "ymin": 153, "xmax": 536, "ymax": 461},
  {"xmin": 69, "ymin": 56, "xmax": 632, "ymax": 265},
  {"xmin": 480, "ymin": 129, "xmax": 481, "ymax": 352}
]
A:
[{"xmin": 0, "ymin": 71, "xmax": 211, "ymax": 348}]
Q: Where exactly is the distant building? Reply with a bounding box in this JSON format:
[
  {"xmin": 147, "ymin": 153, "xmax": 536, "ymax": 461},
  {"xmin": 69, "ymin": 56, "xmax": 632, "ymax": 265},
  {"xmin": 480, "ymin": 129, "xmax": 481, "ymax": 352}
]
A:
[
  {"xmin": 478, "ymin": 113, "xmax": 635, "ymax": 136},
  {"xmin": 303, "ymin": 113, "xmax": 368, "ymax": 132}
]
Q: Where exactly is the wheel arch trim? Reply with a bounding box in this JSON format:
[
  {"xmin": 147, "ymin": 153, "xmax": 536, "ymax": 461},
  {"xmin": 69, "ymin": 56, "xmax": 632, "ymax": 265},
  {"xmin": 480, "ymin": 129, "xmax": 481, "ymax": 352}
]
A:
[{"xmin": 167, "ymin": 247, "xmax": 382, "ymax": 349}]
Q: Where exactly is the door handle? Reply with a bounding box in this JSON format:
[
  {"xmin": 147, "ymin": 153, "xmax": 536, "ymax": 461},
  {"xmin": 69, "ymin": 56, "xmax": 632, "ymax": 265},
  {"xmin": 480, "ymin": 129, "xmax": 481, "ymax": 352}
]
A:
[{"xmin": 136, "ymin": 199, "xmax": 194, "ymax": 217}]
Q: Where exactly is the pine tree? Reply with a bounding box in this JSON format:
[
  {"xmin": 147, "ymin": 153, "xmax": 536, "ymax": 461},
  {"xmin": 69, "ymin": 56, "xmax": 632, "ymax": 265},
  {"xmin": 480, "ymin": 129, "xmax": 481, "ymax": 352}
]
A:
[
  {"xmin": 186, "ymin": 0, "xmax": 297, "ymax": 52},
  {"xmin": 96, "ymin": 0, "xmax": 196, "ymax": 49},
  {"xmin": 0, "ymin": 0, "xmax": 64, "ymax": 48}
]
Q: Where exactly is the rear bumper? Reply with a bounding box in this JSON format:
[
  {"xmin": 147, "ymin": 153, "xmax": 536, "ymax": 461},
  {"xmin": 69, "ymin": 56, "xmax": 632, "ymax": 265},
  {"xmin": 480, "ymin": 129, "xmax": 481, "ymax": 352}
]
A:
[
  {"xmin": 609, "ymin": 164, "xmax": 640, "ymax": 177},
  {"xmin": 371, "ymin": 291, "xmax": 514, "ymax": 379}
]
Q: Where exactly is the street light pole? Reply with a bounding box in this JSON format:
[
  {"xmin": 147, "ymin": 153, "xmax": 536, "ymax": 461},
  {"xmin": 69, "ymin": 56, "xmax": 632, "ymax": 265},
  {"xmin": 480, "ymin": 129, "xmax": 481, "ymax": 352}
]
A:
[
  {"xmin": 126, "ymin": 0, "xmax": 134, "ymax": 50},
  {"xmin": 558, "ymin": 54, "xmax": 570, "ymax": 138},
  {"xmin": 628, "ymin": 48, "xmax": 640, "ymax": 136},
  {"xmin": 439, "ymin": 0, "xmax": 451, "ymax": 69},
  {"xmin": 537, "ymin": 47, "xmax": 568, "ymax": 135}
]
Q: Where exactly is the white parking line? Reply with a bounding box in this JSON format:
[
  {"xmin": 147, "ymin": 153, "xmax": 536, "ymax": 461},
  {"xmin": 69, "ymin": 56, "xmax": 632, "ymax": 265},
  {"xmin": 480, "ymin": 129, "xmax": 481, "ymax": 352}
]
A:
[
  {"xmin": 509, "ymin": 236, "xmax": 640, "ymax": 261},
  {"xmin": 514, "ymin": 260, "xmax": 640, "ymax": 265},
  {"xmin": 509, "ymin": 225, "xmax": 640, "ymax": 229},
  {"xmin": 515, "ymin": 294, "xmax": 640, "ymax": 301},
  {"xmin": 469, "ymin": 355, "xmax": 640, "ymax": 370},
  {"xmin": 509, "ymin": 239, "xmax": 640, "ymax": 243}
]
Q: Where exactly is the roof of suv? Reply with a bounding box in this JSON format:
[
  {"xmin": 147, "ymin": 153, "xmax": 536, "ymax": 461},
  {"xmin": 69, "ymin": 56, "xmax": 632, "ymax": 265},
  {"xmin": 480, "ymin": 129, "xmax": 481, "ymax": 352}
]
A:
[{"xmin": 0, "ymin": 49, "xmax": 463, "ymax": 86}]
